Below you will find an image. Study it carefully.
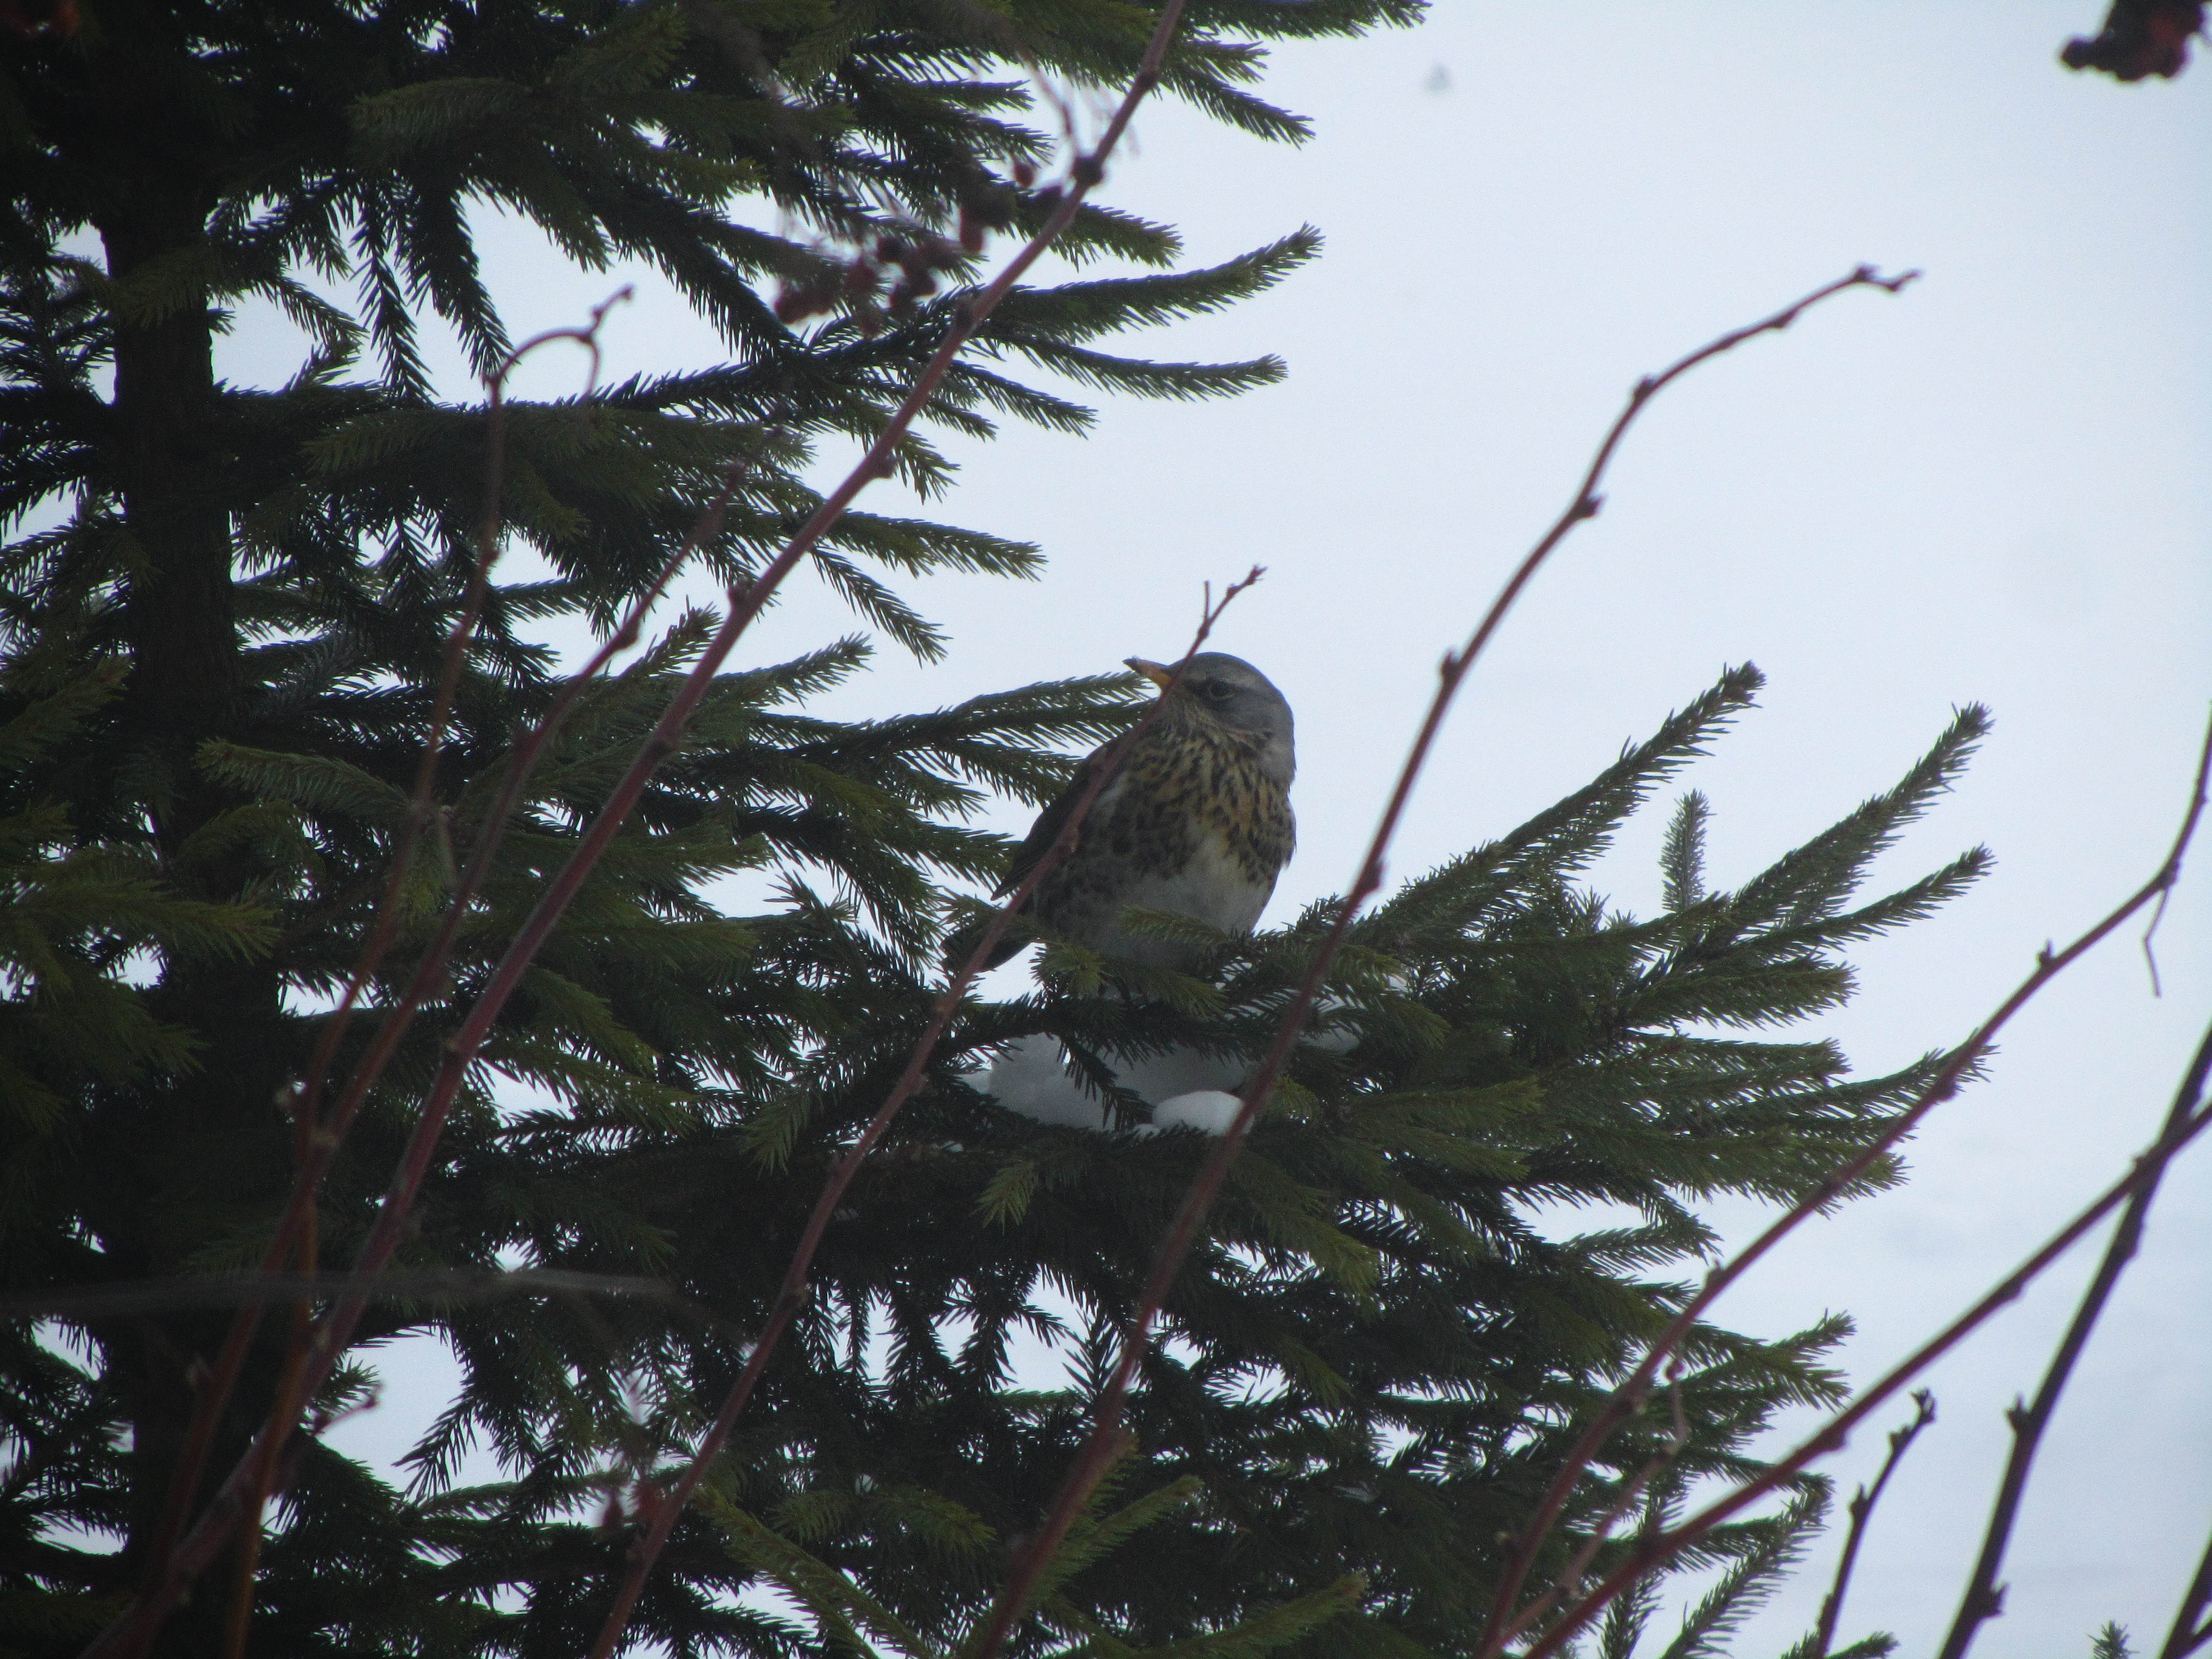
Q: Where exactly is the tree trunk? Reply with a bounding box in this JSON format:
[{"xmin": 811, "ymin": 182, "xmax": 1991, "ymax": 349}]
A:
[
  {"xmin": 98, "ymin": 183, "xmax": 241, "ymax": 853},
  {"xmin": 88, "ymin": 112, "xmax": 289, "ymax": 1659}
]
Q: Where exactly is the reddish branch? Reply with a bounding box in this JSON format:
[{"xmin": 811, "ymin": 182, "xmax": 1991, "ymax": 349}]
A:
[
  {"xmin": 2163, "ymin": 1525, "xmax": 2212, "ymax": 1658},
  {"xmin": 1935, "ymin": 1015, "xmax": 2212, "ymax": 1659},
  {"xmin": 968, "ymin": 265, "xmax": 1920, "ymax": 1659},
  {"xmin": 583, "ymin": 565, "xmax": 1257, "ymax": 1659},
  {"xmin": 1811, "ymin": 1390, "xmax": 1937, "ymax": 1658},
  {"xmin": 1521, "ymin": 1084, "xmax": 2212, "ymax": 1658},
  {"xmin": 1480, "ymin": 707, "xmax": 2212, "ymax": 1654},
  {"xmin": 81, "ymin": 6, "xmax": 1190, "ymax": 1653},
  {"xmin": 1508, "ymin": 1380, "xmax": 1692, "ymax": 1641}
]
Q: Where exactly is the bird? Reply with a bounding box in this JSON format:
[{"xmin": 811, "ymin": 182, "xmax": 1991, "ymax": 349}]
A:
[{"xmin": 968, "ymin": 652, "xmax": 1295, "ymax": 973}]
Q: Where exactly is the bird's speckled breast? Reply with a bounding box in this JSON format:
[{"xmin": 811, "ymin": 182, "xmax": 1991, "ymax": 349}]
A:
[
  {"xmin": 1034, "ymin": 721, "xmax": 1294, "ymax": 963},
  {"xmin": 1108, "ymin": 722, "xmax": 1293, "ymax": 885}
]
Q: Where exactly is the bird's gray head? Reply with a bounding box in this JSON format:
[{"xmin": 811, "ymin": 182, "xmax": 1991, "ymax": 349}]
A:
[{"xmin": 1126, "ymin": 652, "xmax": 1295, "ymax": 785}]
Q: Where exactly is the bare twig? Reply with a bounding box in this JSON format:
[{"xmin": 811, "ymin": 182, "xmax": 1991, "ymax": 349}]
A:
[
  {"xmin": 1521, "ymin": 1090, "xmax": 2212, "ymax": 1658},
  {"xmin": 289, "ymin": 286, "xmax": 635, "ymax": 1153},
  {"xmin": 303, "ymin": 438, "xmax": 772, "ymax": 1167},
  {"xmin": 219, "ymin": 1474, "xmax": 267, "ymax": 1659},
  {"xmin": 1811, "ymin": 1389, "xmax": 1937, "ymax": 1658},
  {"xmin": 967, "ymin": 265, "xmax": 1920, "ymax": 1659},
  {"xmin": 1480, "ymin": 706, "xmax": 2212, "ymax": 1654},
  {"xmin": 1936, "ymin": 1016, "xmax": 2212, "ymax": 1659},
  {"xmin": 2144, "ymin": 881, "xmax": 2175, "ymax": 995},
  {"xmin": 2161, "ymin": 1521, "xmax": 2212, "ymax": 1659},
  {"xmin": 1513, "ymin": 1375, "xmax": 1693, "ymax": 1641},
  {"xmin": 82, "ymin": 5, "xmax": 1191, "ymax": 1650},
  {"xmin": 101, "ymin": 396, "xmax": 748, "ymax": 1652},
  {"xmin": 582, "ymin": 562, "xmax": 1257, "ymax": 1659}
]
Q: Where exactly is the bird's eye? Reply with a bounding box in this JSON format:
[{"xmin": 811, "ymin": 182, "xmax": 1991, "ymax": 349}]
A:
[{"xmin": 1201, "ymin": 680, "xmax": 1236, "ymax": 703}]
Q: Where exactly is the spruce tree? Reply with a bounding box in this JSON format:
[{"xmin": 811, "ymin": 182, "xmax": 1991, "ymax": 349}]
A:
[{"xmin": 1, "ymin": 5, "xmax": 1986, "ymax": 1658}]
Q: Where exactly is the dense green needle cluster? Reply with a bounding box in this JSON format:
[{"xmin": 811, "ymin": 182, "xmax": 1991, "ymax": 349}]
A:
[{"xmin": 2, "ymin": 5, "xmax": 1986, "ymax": 1658}]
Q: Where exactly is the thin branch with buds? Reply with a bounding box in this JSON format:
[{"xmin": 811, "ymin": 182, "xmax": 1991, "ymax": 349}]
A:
[
  {"xmin": 583, "ymin": 563, "xmax": 1259, "ymax": 1659},
  {"xmin": 969, "ymin": 264, "xmax": 1921, "ymax": 1659},
  {"xmin": 1936, "ymin": 1015, "xmax": 2212, "ymax": 1659},
  {"xmin": 81, "ymin": 6, "xmax": 1193, "ymax": 1653},
  {"xmin": 1812, "ymin": 1390, "xmax": 1938, "ymax": 1659},
  {"xmin": 1521, "ymin": 1083, "xmax": 2212, "ymax": 1657},
  {"xmin": 1480, "ymin": 706, "xmax": 2212, "ymax": 1654}
]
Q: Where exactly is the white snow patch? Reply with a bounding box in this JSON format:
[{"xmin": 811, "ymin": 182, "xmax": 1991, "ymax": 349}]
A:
[
  {"xmin": 1144, "ymin": 1090, "xmax": 1245, "ymax": 1135},
  {"xmin": 979, "ymin": 993, "xmax": 1366, "ymax": 1137},
  {"xmin": 979, "ymin": 1032, "xmax": 1248, "ymax": 1132}
]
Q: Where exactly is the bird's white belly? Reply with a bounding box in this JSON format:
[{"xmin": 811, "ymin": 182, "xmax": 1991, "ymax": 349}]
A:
[{"xmin": 1099, "ymin": 834, "xmax": 1272, "ymax": 964}]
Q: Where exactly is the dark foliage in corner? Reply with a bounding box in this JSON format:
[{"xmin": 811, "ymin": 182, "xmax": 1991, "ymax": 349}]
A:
[{"xmin": 2061, "ymin": 0, "xmax": 2203, "ymax": 79}]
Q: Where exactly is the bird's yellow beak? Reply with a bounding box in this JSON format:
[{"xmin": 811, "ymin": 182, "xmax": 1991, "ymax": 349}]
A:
[{"xmin": 1125, "ymin": 657, "xmax": 1176, "ymax": 690}]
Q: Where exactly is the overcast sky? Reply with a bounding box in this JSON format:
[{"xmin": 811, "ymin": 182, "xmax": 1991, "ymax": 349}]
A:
[{"xmin": 288, "ymin": 4, "xmax": 2212, "ymax": 1652}]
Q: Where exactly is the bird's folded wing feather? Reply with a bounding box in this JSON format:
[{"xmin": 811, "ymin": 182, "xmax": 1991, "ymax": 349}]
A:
[{"xmin": 996, "ymin": 736, "xmax": 1123, "ymax": 900}]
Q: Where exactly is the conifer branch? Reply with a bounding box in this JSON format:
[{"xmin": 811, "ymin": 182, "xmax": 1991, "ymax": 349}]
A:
[
  {"xmin": 960, "ymin": 264, "xmax": 1922, "ymax": 1659},
  {"xmin": 584, "ymin": 560, "xmax": 1258, "ymax": 1659},
  {"xmin": 81, "ymin": 5, "xmax": 1195, "ymax": 1652},
  {"xmin": 0, "ymin": 1267, "xmax": 719, "ymax": 1323},
  {"xmin": 289, "ymin": 285, "xmax": 635, "ymax": 1179},
  {"xmin": 1811, "ymin": 1389, "xmax": 1937, "ymax": 1658},
  {"xmin": 1519, "ymin": 1079, "xmax": 2212, "ymax": 1658},
  {"xmin": 1479, "ymin": 705, "xmax": 2212, "ymax": 1655},
  {"xmin": 1934, "ymin": 1015, "xmax": 2212, "ymax": 1659}
]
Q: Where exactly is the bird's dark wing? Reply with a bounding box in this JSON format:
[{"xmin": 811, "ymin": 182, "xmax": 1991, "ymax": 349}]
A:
[
  {"xmin": 944, "ymin": 736, "xmax": 1125, "ymax": 973},
  {"xmin": 996, "ymin": 735, "xmax": 1122, "ymax": 899}
]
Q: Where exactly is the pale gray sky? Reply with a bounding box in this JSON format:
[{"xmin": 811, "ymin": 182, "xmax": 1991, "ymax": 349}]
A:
[{"xmin": 292, "ymin": 4, "xmax": 2212, "ymax": 1652}]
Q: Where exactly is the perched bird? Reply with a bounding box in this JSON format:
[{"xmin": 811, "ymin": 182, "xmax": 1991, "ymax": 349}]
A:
[{"xmin": 973, "ymin": 652, "xmax": 1295, "ymax": 972}]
